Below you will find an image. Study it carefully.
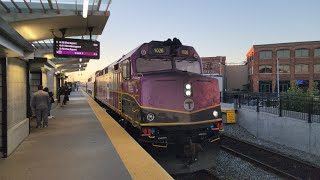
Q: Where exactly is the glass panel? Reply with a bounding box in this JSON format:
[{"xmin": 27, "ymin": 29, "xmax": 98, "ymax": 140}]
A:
[
  {"xmin": 302, "ymin": 64, "xmax": 308, "ymax": 72},
  {"xmin": 259, "ymin": 65, "xmax": 272, "ymax": 73},
  {"xmin": 279, "ymin": 64, "xmax": 290, "ymax": 73},
  {"xmin": 136, "ymin": 58, "xmax": 172, "ymax": 73},
  {"xmin": 1, "ymin": 0, "xmax": 106, "ymax": 13},
  {"xmin": 295, "ymin": 49, "xmax": 309, "ymax": 57},
  {"xmin": 315, "ymin": 48, "xmax": 320, "ymax": 57},
  {"xmin": 314, "ymin": 64, "xmax": 320, "ymax": 73},
  {"xmin": 259, "ymin": 51, "xmax": 272, "ymax": 59},
  {"xmin": 259, "ymin": 81, "xmax": 272, "ymax": 93},
  {"xmin": 295, "ymin": 64, "xmax": 308, "ymax": 73},
  {"xmin": 175, "ymin": 59, "xmax": 201, "ymax": 74},
  {"xmin": 277, "ymin": 50, "xmax": 290, "ymax": 58},
  {"xmin": 122, "ymin": 60, "xmax": 130, "ymax": 79},
  {"xmin": 279, "ymin": 80, "xmax": 290, "ymax": 92}
]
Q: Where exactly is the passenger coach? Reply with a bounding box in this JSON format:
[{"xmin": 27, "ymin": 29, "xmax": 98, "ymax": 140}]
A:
[{"xmin": 94, "ymin": 38, "xmax": 223, "ymax": 147}]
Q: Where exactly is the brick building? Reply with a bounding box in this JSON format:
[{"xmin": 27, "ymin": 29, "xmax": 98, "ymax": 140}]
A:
[
  {"xmin": 246, "ymin": 41, "xmax": 320, "ymax": 93},
  {"xmin": 201, "ymin": 56, "xmax": 226, "ymax": 75}
]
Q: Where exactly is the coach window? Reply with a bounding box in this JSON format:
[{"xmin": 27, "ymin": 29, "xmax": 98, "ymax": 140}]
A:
[{"xmin": 122, "ymin": 60, "xmax": 131, "ymax": 80}]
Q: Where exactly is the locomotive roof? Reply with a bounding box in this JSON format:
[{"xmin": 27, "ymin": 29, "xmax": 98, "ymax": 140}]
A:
[
  {"xmin": 107, "ymin": 45, "xmax": 141, "ymax": 68},
  {"xmin": 102, "ymin": 38, "xmax": 184, "ymax": 71}
]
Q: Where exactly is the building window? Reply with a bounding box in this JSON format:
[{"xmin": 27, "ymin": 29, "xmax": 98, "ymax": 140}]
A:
[
  {"xmin": 259, "ymin": 65, "xmax": 272, "ymax": 73},
  {"xmin": 259, "ymin": 81, "xmax": 272, "ymax": 93},
  {"xmin": 203, "ymin": 62, "xmax": 212, "ymax": 74},
  {"xmin": 259, "ymin": 50, "xmax": 272, "ymax": 60},
  {"xmin": 296, "ymin": 80, "xmax": 309, "ymax": 92},
  {"xmin": 315, "ymin": 48, "xmax": 320, "ymax": 57},
  {"xmin": 295, "ymin": 48, "xmax": 309, "ymax": 58},
  {"xmin": 314, "ymin": 80, "xmax": 320, "ymax": 92},
  {"xmin": 249, "ymin": 67, "xmax": 252, "ymax": 75},
  {"xmin": 295, "ymin": 64, "xmax": 308, "ymax": 73},
  {"xmin": 275, "ymin": 80, "xmax": 290, "ymax": 92},
  {"xmin": 314, "ymin": 64, "xmax": 320, "ymax": 73},
  {"xmin": 278, "ymin": 64, "xmax": 290, "ymax": 73},
  {"xmin": 277, "ymin": 49, "xmax": 290, "ymax": 59}
]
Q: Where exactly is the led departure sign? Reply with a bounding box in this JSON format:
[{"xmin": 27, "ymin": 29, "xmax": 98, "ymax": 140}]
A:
[{"xmin": 53, "ymin": 38, "xmax": 100, "ymax": 59}]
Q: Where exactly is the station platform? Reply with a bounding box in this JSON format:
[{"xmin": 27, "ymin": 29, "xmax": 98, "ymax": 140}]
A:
[{"xmin": 0, "ymin": 90, "xmax": 172, "ymax": 180}]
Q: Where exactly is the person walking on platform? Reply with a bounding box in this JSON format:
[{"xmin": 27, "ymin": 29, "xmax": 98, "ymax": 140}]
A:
[
  {"xmin": 43, "ymin": 87, "xmax": 55, "ymax": 119},
  {"xmin": 31, "ymin": 85, "xmax": 50, "ymax": 128}
]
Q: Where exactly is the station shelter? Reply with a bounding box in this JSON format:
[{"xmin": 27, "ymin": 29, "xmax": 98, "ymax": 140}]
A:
[{"xmin": 0, "ymin": 0, "xmax": 110, "ymax": 157}]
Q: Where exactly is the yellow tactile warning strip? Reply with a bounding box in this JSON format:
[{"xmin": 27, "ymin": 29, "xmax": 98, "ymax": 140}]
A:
[{"xmin": 83, "ymin": 90, "xmax": 173, "ymax": 180}]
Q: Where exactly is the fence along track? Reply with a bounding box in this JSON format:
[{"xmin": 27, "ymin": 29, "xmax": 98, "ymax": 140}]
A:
[{"xmin": 221, "ymin": 135, "xmax": 320, "ymax": 180}]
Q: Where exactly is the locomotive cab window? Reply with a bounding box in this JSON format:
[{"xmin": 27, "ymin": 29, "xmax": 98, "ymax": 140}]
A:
[
  {"xmin": 122, "ymin": 60, "xmax": 131, "ymax": 80},
  {"xmin": 175, "ymin": 58, "xmax": 201, "ymax": 74},
  {"xmin": 136, "ymin": 58, "xmax": 172, "ymax": 73}
]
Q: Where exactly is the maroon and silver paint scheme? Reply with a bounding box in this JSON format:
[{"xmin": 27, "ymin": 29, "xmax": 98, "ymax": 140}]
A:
[{"xmin": 94, "ymin": 39, "xmax": 223, "ymax": 146}]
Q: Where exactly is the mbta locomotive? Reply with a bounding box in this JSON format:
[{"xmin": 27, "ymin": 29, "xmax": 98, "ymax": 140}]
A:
[{"xmin": 90, "ymin": 38, "xmax": 223, "ymax": 147}]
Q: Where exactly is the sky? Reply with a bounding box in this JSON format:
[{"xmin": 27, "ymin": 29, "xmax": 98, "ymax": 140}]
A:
[{"xmin": 69, "ymin": 0, "xmax": 320, "ymax": 81}]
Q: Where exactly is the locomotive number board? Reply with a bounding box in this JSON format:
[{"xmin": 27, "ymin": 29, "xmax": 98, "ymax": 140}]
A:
[
  {"xmin": 53, "ymin": 38, "xmax": 100, "ymax": 59},
  {"xmin": 152, "ymin": 47, "xmax": 166, "ymax": 54}
]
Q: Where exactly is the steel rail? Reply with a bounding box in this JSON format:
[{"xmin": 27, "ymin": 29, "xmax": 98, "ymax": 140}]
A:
[{"xmin": 221, "ymin": 135, "xmax": 320, "ymax": 180}]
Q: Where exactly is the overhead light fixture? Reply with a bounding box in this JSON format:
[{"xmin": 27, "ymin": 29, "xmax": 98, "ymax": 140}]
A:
[
  {"xmin": 79, "ymin": 58, "xmax": 82, "ymax": 62},
  {"xmin": 79, "ymin": 64, "xmax": 81, "ymax": 68},
  {"xmin": 83, "ymin": 0, "xmax": 89, "ymax": 18}
]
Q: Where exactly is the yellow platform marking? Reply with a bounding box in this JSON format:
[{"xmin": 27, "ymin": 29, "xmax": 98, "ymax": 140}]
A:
[{"xmin": 83, "ymin": 90, "xmax": 173, "ymax": 180}]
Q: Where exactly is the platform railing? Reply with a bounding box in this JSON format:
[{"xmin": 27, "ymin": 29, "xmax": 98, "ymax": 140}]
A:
[{"xmin": 223, "ymin": 92, "xmax": 320, "ymax": 123}]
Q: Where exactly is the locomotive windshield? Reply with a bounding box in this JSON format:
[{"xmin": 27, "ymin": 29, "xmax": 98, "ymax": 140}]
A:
[
  {"xmin": 136, "ymin": 58, "xmax": 172, "ymax": 73},
  {"xmin": 175, "ymin": 59, "xmax": 201, "ymax": 74},
  {"xmin": 136, "ymin": 58, "xmax": 201, "ymax": 74}
]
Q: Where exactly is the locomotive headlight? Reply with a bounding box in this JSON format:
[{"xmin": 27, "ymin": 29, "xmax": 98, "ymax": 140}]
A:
[
  {"xmin": 146, "ymin": 113, "xmax": 155, "ymax": 121},
  {"xmin": 185, "ymin": 83, "xmax": 191, "ymax": 90},
  {"xmin": 185, "ymin": 90, "xmax": 192, "ymax": 96},
  {"xmin": 213, "ymin": 111, "xmax": 219, "ymax": 118}
]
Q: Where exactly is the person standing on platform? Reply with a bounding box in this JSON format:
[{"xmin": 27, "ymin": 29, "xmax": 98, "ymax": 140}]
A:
[
  {"xmin": 43, "ymin": 87, "xmax": 55, "ymax": 119},
  {"xmin": 31, "ymin": 85, "xmax": 50, "ymax": 128},
  {"xmin": 59, "ymin": 85, "xmax": 66, "ymax": 107}
]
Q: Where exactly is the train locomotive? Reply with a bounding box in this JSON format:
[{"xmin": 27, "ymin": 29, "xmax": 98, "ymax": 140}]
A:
[{"xmin": 89, "ymin": 38, "xmax": 223, "ymax": 148}]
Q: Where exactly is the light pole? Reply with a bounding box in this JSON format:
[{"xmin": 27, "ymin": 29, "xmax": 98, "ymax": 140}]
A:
[{"xmin": 277, "ymin": 58, "xmax": 280, "ymax": 97}]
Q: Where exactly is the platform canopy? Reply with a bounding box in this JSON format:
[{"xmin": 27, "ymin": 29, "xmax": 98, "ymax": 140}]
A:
[{"xmin": 0, "ymin": 0, "xmax": 111, "ymax": 72}]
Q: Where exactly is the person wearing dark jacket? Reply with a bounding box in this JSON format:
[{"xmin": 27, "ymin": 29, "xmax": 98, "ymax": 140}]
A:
[{"xmin": 43, "ymin": 87, "xmax": 54, "ymax": 119}]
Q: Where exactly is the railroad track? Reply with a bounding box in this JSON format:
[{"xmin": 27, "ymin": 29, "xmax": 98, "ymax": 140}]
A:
[
  {"xmin": 221, "ymin": 135, "xmax": 320, "ymax": 180},
  {"xmin": 172, "ymin": 169, "xmax": 219, "ymax": 180}
]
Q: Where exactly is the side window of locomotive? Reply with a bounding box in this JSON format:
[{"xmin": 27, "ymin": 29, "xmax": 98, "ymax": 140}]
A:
[
  {"xmin": 122, "ymin": 60, "xmax": 131, "ymax": 80},
  {"xmin": 114, "ymin": 64, "xmax": 119, "ymax": 71}
]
